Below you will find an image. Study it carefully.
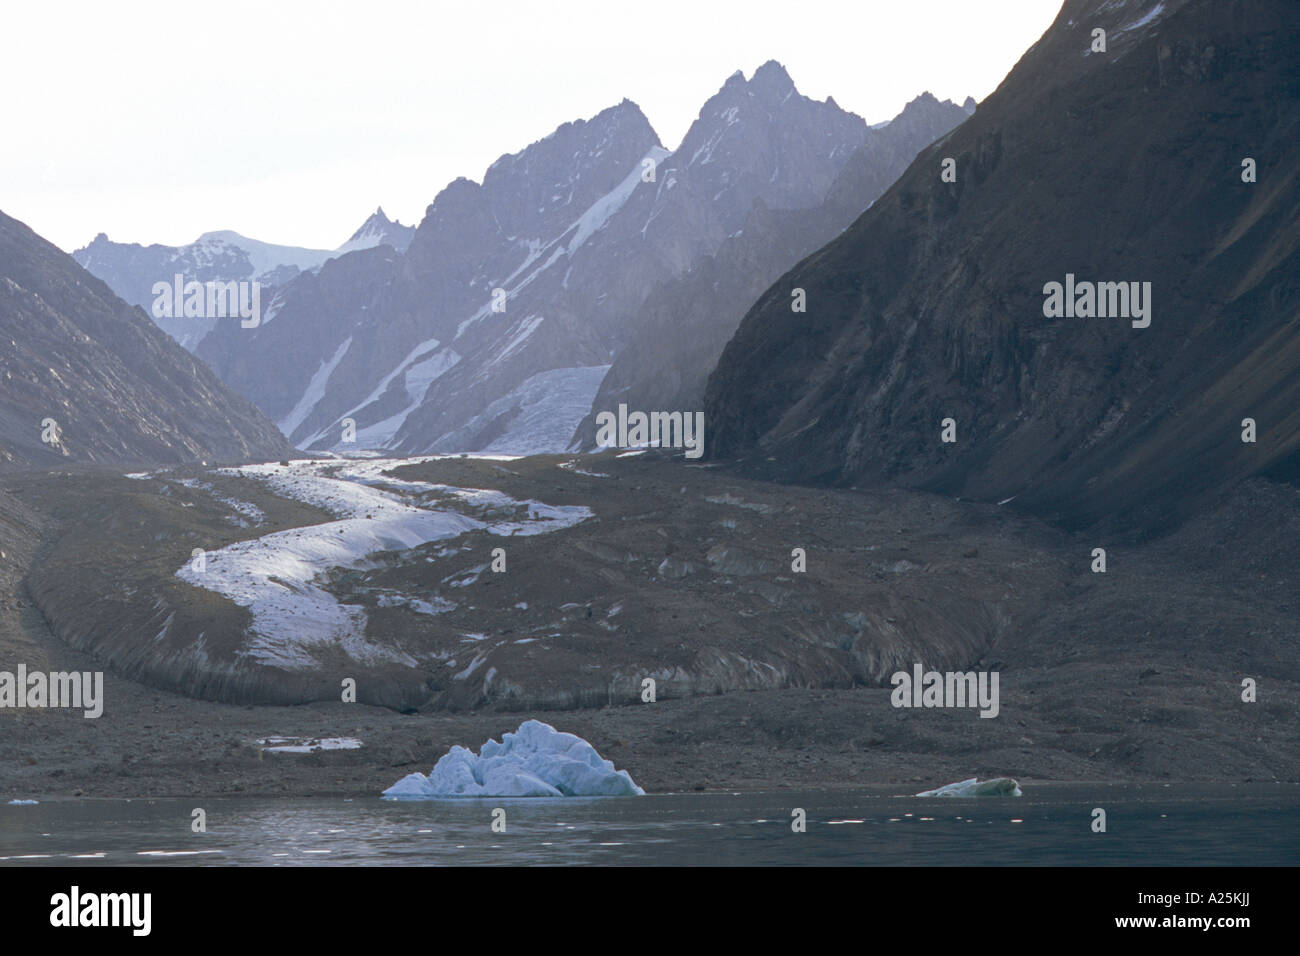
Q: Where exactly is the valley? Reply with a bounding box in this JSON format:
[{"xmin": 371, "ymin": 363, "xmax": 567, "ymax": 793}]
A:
[
  {"xmin": 1, "ymin": 0, "xmax": 1295, "ymax": 823},
  {"xmin": 1, "ymin": 451, "xmax": 1295, "ymax": 799}
]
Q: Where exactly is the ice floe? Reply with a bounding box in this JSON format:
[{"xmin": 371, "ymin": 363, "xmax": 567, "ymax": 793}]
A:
[
  {"xmin": 257, "ymin": 736, "xmax": 362, "ymax": 753},
  {"xmin": 916, "ymin": 777, "xmax": 1022, "ymax": 797},
  {"xmin": 383, "ymin": 720, "xmax": 644, "ymax": 798}
]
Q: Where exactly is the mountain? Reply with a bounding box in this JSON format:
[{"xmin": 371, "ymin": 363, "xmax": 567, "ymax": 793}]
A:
[
  {"xmin": 705, "ymin": 0, "xmax": 1300, "ymax": 537},
  {"xmin": 0, "ymin": 209, "xmax": 293, "ymax": 471},
  {"xmin": 72, "ymin": 208, "xmax": 415, "ymax": 350},
  {"xmin": 194, "ymin": 63, "xmax": 885, "ymax": 456},
  {"xmin": 332, "ymin": 206, "xmax": 417, "ymax": 258},
  {"xmin": 572, "ymin": 91, "xmax": 974, "ymax": 450}
]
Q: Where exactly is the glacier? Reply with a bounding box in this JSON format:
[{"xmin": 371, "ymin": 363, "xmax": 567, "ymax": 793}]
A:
[
  {"xmin": 916, "ymin": 777, "xmax": 1022, "ymax": 797},
  {"xmin": 383, "ymin": 720, "xmax": 644, "ymax": 798},
  {"xmin": 174, "ymin": 457, "xmax": 590, "ymax": 670}
]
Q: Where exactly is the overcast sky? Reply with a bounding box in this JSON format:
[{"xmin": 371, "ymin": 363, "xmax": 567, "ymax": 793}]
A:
[{"xmin": 2, "ymin": 0, "xmax": 1060, "ymax": 253}]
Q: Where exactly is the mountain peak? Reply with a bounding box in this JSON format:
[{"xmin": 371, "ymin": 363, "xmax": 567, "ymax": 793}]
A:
[
  {"xmin": 751, "ymin": 59, "xmax": 793, "ymax": 90},
  {"xmin": 342, "ymin": 204, "xmax": 415, "ymax": 254},
  {"xmin": 705, "ymin": 60, "xmax": 806, "ymax": 119},
  {"xmin": 592, "ymin": 97, "xmax": 655, "ymax": 135},
  {"xmin": 718, "ymin": 60, "xmax": 797, "ymax": 101}
]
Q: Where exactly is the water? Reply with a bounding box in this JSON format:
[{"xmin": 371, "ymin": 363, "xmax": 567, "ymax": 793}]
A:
[{"xmin": 2, "ymin": 784, "xmax": 1296, "ymax": 866}]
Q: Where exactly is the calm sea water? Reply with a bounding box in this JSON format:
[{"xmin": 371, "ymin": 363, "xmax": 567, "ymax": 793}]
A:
[{"xmin": 2, "ymin": 783, "xmax": 1296, "ymax": 866}]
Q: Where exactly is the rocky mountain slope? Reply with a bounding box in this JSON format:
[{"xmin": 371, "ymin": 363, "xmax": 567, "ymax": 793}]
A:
[
  {"xmin": 572, "ymin": 92, "xmax": 974, "ymax": 450},
  {"xmin": 195, "ymin": 63, "xmax": 941, "ymax": 457},
  {"xmin": 0, "ymin": 209, "xmax": 293, "ymax": 471},
  {"xmin": 705, "ymin": 0, "xmax": 1300, "ymax": 537},
  {"xmin": 72, "ymin": 208, "xmax": 414, "ymax": 350}
]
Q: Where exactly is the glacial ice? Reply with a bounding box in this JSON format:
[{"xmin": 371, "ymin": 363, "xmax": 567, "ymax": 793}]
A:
[
  {"xmin": 916, "ymin": 777, "xmax": 1022, "ymax": 797},
  {"xmin": 383, "ymin": 720, "xmax": 645, "ymax": 799},
  {"xmin": 175, "ymin": 458, "xmax": 590, "ymax": 670},
  {"xmin": 257, "ymin": 736, "xmax": 362, "ymax": 753}
]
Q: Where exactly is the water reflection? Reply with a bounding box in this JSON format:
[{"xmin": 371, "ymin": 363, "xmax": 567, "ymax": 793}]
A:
[{"xmin": 1, "ymin": 784, "xmax": 1296, "ymax": 866}]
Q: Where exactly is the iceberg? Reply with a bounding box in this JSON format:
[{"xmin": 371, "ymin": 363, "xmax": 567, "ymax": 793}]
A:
[
  {"xmin": 383, "ymin": 720, "xmax": 645, "ymax": 799},
  {"xmin": 916, "ymin": 777, "xmax": 1022, "ymax": 797}
]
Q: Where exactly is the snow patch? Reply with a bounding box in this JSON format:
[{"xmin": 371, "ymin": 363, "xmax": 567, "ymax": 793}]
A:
[
  {"xmin": 279, "ymin": 336, "xmax": 353, "ymax": 438},
  {"xmin": 429, "ymin": 366, "xmax": 610, "ymax": 456},
  {"xmin": 258, "ymin": 736, "xmax": 362, "ymax": 753},
  {"xmin": 567, "ymin": 147, "xmax": 668, "ymax": 256}
]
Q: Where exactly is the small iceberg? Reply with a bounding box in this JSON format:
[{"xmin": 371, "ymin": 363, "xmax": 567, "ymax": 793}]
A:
[
  {"xmin": 916, "ymin": 777, "xmax": 1022, "ymax": 797},
  {"xmin": 383, "ymin": 720, "xmax": 644, "ymax": 798}
]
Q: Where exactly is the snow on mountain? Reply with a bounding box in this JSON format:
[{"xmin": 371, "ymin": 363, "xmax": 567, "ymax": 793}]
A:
[
  {"xmin": 73, "ymin": 208, "xmax": 414, "ymax": 352},
  {"xmin": 278, "ymin": 336, "xmax": 354, "ymax": 438},
  {"xmin": 332, "ymin": 207, "xmax": 416, "ymax": 257},
  {"xmin": 199, "ymin": 64, "xmax": 891, "ymax": 458},
  {"xmin": 566, "ymin": 146, "xmax": 669, "ymax": 256},
  {"xmin": 301, "ymin": 340, "xmax": 461, "ymax": 449},
  {"xmin": 427, "ymin": 365, "xmax": 612, "ymax": 456},
  {"xmin": 192, "ymin": 230, "xmax": 335, "ymax": 275}
]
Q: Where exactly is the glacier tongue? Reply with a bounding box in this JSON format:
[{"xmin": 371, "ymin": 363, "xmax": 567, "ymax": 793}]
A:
[{"xmin": 383, "ymin": 720, "xmax": 645, "ymax": 798}]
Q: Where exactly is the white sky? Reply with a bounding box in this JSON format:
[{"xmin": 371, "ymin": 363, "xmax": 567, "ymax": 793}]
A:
[{"xmin": 1, "ymin": 0, "xmax": 1061, "ymax": 253}]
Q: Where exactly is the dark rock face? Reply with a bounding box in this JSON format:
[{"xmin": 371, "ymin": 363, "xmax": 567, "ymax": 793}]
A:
[
  {"xmin": 573, "ymin": 92, "xmax": 973, "ymax": 450},
  {"xmin": 194, "ymin": 64, "xmax": 886, "ymax": 456},
  {"xmin": 0, "ymin": 210, "xmax": 293, "ymax": 471},
  {"xmin": 705, "ymin": 0, "xmax": 1300, "ymax": 536}
]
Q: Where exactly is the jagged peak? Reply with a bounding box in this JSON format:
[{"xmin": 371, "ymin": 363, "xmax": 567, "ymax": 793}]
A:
[
  {"xmin": 716, "ymin": 60, "xmax": 798, "ymax": 101},
  {"xmin": 698, "ymin": 60, "xmax": 810, "ymax": 125},
  {"xmin": 750, "ymin": 59, "xmax": 794, "ymax": 93},
  {"xmin": 590, "ymin": 97, "xmax": 654, "ymax": 132},
  {"xmin": 347, "ymin": 206, "xmax": 407, "ymax": 244},
  {"xmin": 891, "ymin": 90, "xmax": 975, "ymax": 120},
  {"xmin": 430, "ymin": 175, "xmax": 483, "ymax": 204},
  {"xmin": 483, "ymin": 98, "xmax": 660, "ymax": 182}
]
